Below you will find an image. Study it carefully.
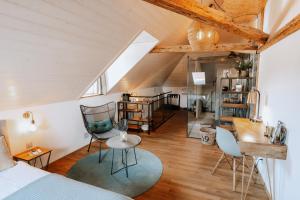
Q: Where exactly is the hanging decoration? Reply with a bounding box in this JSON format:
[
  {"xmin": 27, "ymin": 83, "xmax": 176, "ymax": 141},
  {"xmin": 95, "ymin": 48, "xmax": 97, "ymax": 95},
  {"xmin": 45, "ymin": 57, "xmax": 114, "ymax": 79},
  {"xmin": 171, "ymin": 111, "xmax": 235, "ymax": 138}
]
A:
[{"xmin": 187, "ymin": 21, "xmax": 220, "ymax": 51}]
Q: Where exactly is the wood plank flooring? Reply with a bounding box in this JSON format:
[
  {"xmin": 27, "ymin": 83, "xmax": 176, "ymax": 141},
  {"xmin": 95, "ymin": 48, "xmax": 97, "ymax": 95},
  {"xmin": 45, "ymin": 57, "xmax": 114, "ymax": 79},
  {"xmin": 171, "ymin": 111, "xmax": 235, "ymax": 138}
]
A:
[{"xmin": 47, "ymin": 111, "xmax": 268, "ymax": 200}]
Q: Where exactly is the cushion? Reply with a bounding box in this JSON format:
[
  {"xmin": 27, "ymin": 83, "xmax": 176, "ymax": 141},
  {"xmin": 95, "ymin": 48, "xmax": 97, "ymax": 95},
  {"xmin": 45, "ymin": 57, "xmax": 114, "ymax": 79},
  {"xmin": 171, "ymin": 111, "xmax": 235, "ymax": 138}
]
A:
[
  {"xmin": 0, "ymin": 136, "xmax": 15, "ymax": 171},
  {"xmin": 87, "ymin": 119, "xmax": 113, "ymax": 134}
]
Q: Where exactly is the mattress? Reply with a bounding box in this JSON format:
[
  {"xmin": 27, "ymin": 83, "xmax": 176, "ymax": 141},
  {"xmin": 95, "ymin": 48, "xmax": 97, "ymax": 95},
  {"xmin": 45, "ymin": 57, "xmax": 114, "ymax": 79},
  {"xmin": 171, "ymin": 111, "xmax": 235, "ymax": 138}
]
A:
[
  {"xmin": 1, "ymin": 161, "xmax": 132, "ymax": 200},
  {"xmin": 0, "ymin": 161, "xmax": 48, "ymax": 199},
  {"xmin": 5, "ymin": 174, "xmax": 132, "ymax": 200}
]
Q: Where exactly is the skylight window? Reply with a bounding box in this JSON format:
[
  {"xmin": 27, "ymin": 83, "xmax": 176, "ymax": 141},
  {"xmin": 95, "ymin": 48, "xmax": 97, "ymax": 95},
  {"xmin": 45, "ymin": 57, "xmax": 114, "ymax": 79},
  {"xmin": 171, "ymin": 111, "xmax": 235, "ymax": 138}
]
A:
[
  {"xmin": 105, "ymin": 31, "xmax": 158, "ymax": 91},
  {"xmin": 82, "ymin": 31, "xmax": 158, "ymax": 97},
  {"xmin": 192, "ymin": 72, "xmax": 206, "ymax": 85},
  {"xmin": 81, "ymin": 75, "xmax": 105, "ymax": 97}
]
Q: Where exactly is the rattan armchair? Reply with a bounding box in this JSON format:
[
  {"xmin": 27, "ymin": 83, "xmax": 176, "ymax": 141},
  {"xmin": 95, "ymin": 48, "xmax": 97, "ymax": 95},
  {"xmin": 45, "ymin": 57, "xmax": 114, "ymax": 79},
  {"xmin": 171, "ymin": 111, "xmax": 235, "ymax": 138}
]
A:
[{"xmin": 80, "ymin": 102, "xmax": 127, "ymax": 163}]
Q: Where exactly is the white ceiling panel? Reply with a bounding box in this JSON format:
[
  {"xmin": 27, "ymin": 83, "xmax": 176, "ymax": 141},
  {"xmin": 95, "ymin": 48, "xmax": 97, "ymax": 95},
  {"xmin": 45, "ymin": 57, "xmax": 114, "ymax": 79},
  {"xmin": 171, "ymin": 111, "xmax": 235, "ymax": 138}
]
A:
[{"xmin": 0, "ymin": 0, "xmax": 191, "ymax": 110}]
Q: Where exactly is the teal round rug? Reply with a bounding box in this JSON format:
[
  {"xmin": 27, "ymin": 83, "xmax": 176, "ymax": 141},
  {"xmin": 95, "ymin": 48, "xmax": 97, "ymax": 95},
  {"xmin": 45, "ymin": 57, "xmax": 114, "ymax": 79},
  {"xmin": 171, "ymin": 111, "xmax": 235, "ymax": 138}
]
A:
[{"xmin": 67, "ymin": 148, "xmax": 163, "ymax": 198}]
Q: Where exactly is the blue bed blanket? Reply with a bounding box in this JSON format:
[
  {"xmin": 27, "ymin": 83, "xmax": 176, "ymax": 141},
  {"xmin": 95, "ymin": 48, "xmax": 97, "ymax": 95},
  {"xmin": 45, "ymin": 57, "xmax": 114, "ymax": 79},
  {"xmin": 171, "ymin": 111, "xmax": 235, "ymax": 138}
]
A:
[{"xmin": 4, "ymin": 174, "xmax": 132, "ymax": 200}]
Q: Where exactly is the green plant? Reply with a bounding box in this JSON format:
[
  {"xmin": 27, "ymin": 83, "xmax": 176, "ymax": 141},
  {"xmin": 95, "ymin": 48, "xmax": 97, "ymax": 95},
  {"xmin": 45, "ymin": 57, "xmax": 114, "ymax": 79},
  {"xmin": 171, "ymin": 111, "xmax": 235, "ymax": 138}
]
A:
[{"xmin": 235, "ymin": 60, "xmax": 253, "ymax": 71}]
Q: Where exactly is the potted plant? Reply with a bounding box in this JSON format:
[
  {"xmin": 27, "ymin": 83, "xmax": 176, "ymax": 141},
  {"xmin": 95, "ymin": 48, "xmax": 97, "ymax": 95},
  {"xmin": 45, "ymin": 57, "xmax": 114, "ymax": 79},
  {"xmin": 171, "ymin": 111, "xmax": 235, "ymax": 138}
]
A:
[{"xmin": 235, "ymin": 60, "xmax": 253, "ymax": 77}]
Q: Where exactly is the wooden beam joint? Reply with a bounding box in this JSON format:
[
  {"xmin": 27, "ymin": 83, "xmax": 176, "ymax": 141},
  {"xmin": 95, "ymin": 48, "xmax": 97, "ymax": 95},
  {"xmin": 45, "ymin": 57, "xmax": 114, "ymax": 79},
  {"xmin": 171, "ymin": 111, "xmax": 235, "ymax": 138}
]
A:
[
  {"xmin": 143, "ymin": 0, "xmax": 269, "ymax": 43},
  {"xmin": 259, "ymin": 14, "xmax": 300, "ymax": 52}
]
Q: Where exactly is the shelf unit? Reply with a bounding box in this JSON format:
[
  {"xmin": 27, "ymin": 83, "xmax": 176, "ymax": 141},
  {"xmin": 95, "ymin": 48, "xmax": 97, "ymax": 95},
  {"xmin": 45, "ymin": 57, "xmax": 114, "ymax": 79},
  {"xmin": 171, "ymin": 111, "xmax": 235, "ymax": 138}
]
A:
[
  {"xmin": 218, "ymin": 76, "xmax": 255, "ymax": 130},
  {"xmin": 117, "ymin": 101, "xmax": 151, "ymax": 134},
  {"xmin": 222, "ymin": 103, "xmax": 248, "ymax": 109},
  {"xmin": 117, "ymin": 91, "xmax": 177, "ymax": 134}
]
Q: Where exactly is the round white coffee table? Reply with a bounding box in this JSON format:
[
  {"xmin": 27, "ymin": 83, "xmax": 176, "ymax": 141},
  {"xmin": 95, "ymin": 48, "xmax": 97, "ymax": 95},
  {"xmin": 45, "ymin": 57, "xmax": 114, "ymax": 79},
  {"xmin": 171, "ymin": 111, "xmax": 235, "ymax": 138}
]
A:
[{"xmin": 106, "ymin": 134, "xmax": 141, "ymax": 177}]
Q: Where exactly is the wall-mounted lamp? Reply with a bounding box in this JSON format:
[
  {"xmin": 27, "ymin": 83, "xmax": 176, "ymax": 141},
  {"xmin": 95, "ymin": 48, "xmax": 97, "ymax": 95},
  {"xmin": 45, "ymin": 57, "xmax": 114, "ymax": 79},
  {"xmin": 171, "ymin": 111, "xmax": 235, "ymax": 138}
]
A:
[
  {"xmin": 23, "ymin": 111, "xmax": 37, "ymax": 132},
  {"xmin": 247, "ymin": 87, "xmax": 261, "ymax": 122}
]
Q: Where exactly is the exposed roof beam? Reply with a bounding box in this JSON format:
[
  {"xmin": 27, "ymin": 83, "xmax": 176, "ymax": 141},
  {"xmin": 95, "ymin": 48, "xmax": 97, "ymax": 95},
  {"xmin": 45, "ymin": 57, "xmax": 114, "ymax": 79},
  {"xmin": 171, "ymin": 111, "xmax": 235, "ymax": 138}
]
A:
[
  {"xmin": 190, "ymin": 56, "xmax": 235, "ymax": 64},
  {"xmin": 151, "ymin": 45, "xmax": 191, "ymax": 53},
  {"xmin": 151, "ymin": 43, "xmax": 258, "ymax": 53},
  {"xmin": 258, "ymin": 6, "xmax": 265, "ymax": 31},
  {"xmin": 143, "ymin": 0, "xmax": 269, "ymax": 43},
  {"xmin": 259, "ymin": 14, "xmax": 300, "ymax": 52}
]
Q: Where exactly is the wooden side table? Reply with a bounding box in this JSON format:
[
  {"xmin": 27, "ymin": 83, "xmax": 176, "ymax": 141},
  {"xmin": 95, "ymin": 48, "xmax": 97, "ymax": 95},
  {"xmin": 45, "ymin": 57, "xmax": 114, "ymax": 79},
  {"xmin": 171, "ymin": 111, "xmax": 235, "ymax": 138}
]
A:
[{"xmin": 13, "ymin": 146, "xmax": 52, "ymax": 169}]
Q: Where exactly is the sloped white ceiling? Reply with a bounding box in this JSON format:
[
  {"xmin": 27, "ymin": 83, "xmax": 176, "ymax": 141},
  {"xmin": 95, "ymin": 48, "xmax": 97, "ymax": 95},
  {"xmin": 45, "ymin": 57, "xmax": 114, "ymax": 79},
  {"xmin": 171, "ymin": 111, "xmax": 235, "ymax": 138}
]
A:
[
  {"xmin": 0, "ymin": 0, "xmax": 191, "ymax": 111},
  {"xmin": 163, "ymin": 54, "xmax": 189, "ymax": 87},
  {"xmin": 109, "ymin": 53, "xmax": 185, "ymax": 93},
  {"xmin": 135, "ymin": 54, "xmax": 184, "ymax": 89}
]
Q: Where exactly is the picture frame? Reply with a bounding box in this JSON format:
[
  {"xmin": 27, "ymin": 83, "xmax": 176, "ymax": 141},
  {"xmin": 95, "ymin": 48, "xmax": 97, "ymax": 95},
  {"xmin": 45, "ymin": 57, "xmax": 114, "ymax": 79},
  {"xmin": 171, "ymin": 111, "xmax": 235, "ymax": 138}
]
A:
[{"xmin": 270, "ymin": 121, "xmax": 287, "ymax": 144}]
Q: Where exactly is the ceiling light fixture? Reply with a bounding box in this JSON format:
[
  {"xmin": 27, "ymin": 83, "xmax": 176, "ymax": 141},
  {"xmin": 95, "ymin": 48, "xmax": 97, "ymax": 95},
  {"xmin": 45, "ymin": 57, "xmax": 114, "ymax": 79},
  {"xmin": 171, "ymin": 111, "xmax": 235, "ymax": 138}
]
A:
[{"xmin": 188, "ymin": 21, "xmax": 220, "ymax": 51}]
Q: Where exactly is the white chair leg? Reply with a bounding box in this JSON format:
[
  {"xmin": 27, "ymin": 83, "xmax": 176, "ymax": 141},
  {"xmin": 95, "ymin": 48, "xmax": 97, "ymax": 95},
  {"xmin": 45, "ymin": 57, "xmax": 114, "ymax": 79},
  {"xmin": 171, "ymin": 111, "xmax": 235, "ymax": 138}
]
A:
[
  {"xmin": 243, "ymin": 159, "xmax": 256, "ymax": 200},
  {"xmin": 211, "ymin": 152, "xmax": 225, "ymax": 175},
  {"xmin": 224, "ymin": 155, "xmax": 233, "ymax": 170},
  {"xmin": 241, "ymin": 155, "xmax": 245, "ymax": 200},
  {"xmin": 233, "ymin": 157, "xmax": 236, "ymax": 191}
]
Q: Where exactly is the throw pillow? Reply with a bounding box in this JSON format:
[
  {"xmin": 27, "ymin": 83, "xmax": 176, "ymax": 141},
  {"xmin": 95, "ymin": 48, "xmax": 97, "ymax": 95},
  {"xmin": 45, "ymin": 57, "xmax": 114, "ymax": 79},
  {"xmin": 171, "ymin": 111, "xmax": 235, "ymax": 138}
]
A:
[{"xmin": 88, "ymin": 119, "xmax": 113, "ymax": 133}]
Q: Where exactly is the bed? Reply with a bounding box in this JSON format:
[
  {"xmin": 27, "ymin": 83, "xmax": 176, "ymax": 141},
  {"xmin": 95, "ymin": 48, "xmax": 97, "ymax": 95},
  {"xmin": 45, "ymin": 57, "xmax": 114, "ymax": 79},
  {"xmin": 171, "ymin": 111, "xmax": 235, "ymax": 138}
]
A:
[{"xmin": 0, "ymin": 161, "xmax": 132, "ymax": 200}]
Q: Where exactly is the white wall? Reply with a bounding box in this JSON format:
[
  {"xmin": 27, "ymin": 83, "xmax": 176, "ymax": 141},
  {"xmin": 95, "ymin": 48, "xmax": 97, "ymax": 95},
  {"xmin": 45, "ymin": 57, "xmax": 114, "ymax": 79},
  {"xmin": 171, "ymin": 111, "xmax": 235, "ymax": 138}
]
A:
[
  {"xmin": 0, "ymin": 87, "xmax": 161, "ymax": 164},
  {"xmin": 258, "ymin": 1, "xmax": 300, "ymax": 199},
  {"xmin": 0, "ymin": 100, "xmax": 88, "ymax": 163}
]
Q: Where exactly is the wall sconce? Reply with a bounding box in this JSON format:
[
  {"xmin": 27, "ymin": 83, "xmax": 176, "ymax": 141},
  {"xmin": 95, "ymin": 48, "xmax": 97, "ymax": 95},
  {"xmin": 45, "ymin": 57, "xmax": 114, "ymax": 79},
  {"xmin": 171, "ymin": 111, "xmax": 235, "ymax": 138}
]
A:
[{"xmin": 23, "ymin": 111, "xmax": 37, "ymax": 132}]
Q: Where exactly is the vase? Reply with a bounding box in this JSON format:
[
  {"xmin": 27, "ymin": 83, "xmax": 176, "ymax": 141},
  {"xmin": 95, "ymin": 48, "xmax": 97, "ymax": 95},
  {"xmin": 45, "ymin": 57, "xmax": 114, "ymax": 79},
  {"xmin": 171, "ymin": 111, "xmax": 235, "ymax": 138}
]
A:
[
  {"xmin": 240, "ymin": 70, "xmax": 249, "ymax": 78},
  {"xmin": 120, "ymin": 131, "xmax": 128, "ymax": 142}
]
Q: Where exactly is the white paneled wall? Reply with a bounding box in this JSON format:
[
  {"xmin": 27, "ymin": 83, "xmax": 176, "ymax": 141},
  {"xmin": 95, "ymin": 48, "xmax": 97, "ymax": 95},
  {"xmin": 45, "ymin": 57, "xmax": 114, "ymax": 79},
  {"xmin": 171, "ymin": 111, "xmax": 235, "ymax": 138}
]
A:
[{"xmin": 0, "ymin": 0, "xmax": 191, "ymax": 111}]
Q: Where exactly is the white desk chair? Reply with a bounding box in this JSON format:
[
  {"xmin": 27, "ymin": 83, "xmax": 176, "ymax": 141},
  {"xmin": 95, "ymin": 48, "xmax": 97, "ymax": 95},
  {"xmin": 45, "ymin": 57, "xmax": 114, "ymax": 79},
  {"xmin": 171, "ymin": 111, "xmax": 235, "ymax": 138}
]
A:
[{"xmin": 211, "ymin": 127, "xmax": 243, "ymax": 191}]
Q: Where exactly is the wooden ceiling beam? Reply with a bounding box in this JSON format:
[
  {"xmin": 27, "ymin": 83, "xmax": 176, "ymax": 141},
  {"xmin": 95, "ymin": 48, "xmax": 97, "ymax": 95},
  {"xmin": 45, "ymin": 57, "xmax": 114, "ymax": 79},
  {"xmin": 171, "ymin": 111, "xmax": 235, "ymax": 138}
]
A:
[
  {"xmin": 151, "ymin": 45, "xmax": 191, "ymax": 53},
  {"xmin": 143, "ymin": 0, "xmax": 269, "ymax": 43},
  {"xmin": 191, "ymin": 56, "xmax": 235, "ymax": 64},
  {"xmin": 151, "ymin": 43, "xmax": 258, "ymax": 53},
  {"xmin": 258, "ymin": 14, "xmax": 300, "ymax": 52}
]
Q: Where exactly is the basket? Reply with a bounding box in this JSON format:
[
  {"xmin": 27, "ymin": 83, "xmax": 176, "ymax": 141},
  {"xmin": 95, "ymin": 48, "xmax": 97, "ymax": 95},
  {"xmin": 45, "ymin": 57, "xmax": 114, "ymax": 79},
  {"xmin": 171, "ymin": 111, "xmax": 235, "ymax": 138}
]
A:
[
  {"xmin": 141, "ymin": 124, "xmax": 149, "ymax": 132},
  {"xmin": 200, "ymin": 127, "xmax": 216, "ymax": 145}
]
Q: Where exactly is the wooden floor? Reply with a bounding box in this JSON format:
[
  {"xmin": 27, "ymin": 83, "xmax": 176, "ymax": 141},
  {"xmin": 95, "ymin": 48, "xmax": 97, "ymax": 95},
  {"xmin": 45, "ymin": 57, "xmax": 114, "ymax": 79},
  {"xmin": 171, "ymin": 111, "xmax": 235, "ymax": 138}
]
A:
[{"xmin": 47, "ymin": 111, "xmax": 268, "ymax": 200}]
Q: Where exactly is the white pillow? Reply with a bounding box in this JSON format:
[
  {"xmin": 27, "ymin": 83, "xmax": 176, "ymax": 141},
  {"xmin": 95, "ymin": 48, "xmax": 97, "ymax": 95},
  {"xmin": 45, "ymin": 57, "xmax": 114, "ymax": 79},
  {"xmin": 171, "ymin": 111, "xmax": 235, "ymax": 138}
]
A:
[{"xmin": 0, "ymin": 136, "xmax": 15, "ymax": 171}]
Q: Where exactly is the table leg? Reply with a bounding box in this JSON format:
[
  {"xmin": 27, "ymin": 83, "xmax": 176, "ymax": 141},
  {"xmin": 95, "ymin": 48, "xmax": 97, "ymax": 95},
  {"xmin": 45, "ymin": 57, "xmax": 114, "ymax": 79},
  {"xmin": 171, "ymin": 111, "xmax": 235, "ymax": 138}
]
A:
[
  {"xmin": 125, "ymin": 149, "xmax": 128, "ymax": 178},
  {"xmin": 111, "ymin": 149, "xmax": 115, "ymax": 175},
  {"xmin": 46, "ymin": 151, "xmax": 51, "ymax": 169},
  {"xmin": 98, "ymin": 142, "xmax": 102, "ymax": 163},
  {"xmin": 110, "ymin": 148, "xmax": 138, "ymax": 177},
  {"xmin": 122, "ymin": 150, "xmax": 125, "ymax": 165},
  {"xmin": 33, "ymin": 158, "xmax": 37, "ymax": 167},
  {"xmin": 134, "ymin": 147, "xmax": 137, "ymax": 165},
  {"xmin": 266, "ymin": 158, "xmax": 273, "ymax": 200},
  {"xmin": 39, "ymin": 156, "xmax": 44, "ymax": 169}
]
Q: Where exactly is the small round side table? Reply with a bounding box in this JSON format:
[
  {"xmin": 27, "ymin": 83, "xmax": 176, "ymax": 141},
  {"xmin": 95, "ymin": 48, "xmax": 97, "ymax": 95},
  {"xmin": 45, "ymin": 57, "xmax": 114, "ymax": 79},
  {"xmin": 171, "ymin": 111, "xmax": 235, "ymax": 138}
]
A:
[{"xmin": 106, "ymin": 134, "xmax": 141, "ymax": 177}]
